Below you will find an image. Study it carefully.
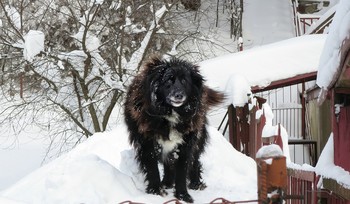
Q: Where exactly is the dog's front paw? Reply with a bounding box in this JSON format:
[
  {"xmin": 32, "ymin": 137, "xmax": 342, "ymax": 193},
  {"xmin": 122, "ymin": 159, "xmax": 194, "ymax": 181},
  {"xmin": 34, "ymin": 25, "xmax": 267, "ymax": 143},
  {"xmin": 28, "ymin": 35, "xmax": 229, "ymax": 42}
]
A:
[
  {"xmin": 146, "ymin": 186, "xmax": 168, "ymax": 197},
  {"xmin": 175, "ymin": 191, "xmax": 194, "ymax": 203},
  {"xmin": 189, "ymin": 181, "xmax": 207, "ymax": 190}
]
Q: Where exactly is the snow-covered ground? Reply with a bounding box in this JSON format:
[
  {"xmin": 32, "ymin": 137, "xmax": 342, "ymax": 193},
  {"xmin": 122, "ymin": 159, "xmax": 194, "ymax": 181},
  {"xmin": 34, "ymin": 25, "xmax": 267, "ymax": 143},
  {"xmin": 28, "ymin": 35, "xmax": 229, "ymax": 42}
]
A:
[
  {"xmin": 0, "ymin": 140, "xmax": 44, "ymax": 192},
  {"xmin": 242, "ymin": 0, "xmax": 295, "ymax": 48},
  {"xmin": 0, "ymin": 125, "xmax": 257, "ymax": 203},
  {"xmin": 0, "ymin": 120, "xmax": 49, "ymax": 191}
]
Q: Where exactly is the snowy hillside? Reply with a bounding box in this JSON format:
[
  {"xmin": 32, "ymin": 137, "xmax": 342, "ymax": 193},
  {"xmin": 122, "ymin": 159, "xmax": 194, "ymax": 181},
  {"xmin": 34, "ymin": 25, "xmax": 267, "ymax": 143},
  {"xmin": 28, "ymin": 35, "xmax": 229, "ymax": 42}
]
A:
[
  {"xmin": 0, "ymin": 125, "xmax": 257, "ymax": 203},
  {"xmin": 242, "ymin": 0, "xmax": 295, "ymax": 48}
]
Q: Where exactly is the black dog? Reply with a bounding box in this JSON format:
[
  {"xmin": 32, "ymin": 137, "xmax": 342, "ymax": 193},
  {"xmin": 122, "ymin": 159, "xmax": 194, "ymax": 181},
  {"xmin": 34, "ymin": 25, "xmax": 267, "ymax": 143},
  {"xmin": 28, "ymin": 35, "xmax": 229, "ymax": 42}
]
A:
[{"xmin": 124, "ymin": 57, "xmax": 224, "ymax": 203}]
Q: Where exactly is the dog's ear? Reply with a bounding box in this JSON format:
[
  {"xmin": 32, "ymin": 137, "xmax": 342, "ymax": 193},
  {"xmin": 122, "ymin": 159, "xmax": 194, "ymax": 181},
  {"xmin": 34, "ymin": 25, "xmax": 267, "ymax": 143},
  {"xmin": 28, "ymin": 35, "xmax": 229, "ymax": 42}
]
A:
[
  {"xmin": 143, "ymin": 56, "xmax": 164, "ymax": 75},
  {"xmin": 141, "ymin": 56, "xmax": 164, "ymax": 92},
  {"xmin": 190, "ymin": 66, "xmax": 204, "ymax": 88}
]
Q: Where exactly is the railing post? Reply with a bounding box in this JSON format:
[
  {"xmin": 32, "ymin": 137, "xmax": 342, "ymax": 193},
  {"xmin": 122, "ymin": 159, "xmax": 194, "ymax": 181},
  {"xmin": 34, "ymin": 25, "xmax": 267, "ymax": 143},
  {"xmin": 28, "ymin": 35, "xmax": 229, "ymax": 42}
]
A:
[
  {"xmin": 249, "ymin": 105, "xmax": 257, "ymax": 160},
  {"xmin": 228, "ymin": 104, "xmax": 239, "ymax": 150},
  {"xmin": 301, "ymin": 82, "xmax": 306, "ymax": 139},
  {"xmin": 257, "ymin": 154, "xmax": 287, "ymax": 203}
]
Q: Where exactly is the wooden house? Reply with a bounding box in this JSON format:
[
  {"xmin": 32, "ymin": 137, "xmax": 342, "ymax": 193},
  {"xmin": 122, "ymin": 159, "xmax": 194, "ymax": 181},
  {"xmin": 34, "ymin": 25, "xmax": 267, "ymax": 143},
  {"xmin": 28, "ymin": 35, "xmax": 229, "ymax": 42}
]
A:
[{"xmin": 306, "ymin": 5, "xmax": 350, "ymax": 201}]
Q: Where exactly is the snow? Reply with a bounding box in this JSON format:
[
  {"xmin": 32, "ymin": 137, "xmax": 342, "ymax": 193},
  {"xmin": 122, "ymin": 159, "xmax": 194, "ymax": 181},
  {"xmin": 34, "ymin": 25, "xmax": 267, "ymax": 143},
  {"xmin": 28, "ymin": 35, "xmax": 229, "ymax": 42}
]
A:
[
  {"xmin": 242, "ymin": 0, "xmax": 295, "ymax": 48},
  {"xmin": 258, "ymin": 103, "xmax": 291, "ymax": 163},
  {"xmin": 224, "ymin": 74, "xmax": 252, "ymax": 107},
  {"xmin": 23, "ymin": 30, "xmax": 45, "ymax": 62},
  {"xmin": 199, "ymin": 34, "xmax": 326, "ymax": 92},
  {"xmin": 305, "ymin": 5, "xmax": 337, "ymax": 34},
  {"xmin": 315, "ymin": 134, "xmax": 350, "ymax": 188},
  {"xmin": 0, "ymin": 142, "xmax": 44, "ymax": 192},
  {"xmin": 316, "ymin": 0, "xmax": 350, "ymax": 93},
  {"xmin": 126, "ymin": 5, "xmax": 168, "ymax": 72},
  {"xmin": 312, "ymin": 0, "xmax": 350, "ymax": 188},
  {"xmin": 73, "ymin": 28, "xmax": 101, "ymax": 52},
  {"xmin": 0, "ymin": 125, "xmax": 257, "ymax": 203},
  {"xmin": 94, "ymin": 0, "xmax": 104, "ymax": 5},
  {"xmin": 4, "ymin": 5, "xmax": 21, "ymax": 29},
  {"xmin": 256, "ymin": 144, "xmax": 283, "ymax": 159}
]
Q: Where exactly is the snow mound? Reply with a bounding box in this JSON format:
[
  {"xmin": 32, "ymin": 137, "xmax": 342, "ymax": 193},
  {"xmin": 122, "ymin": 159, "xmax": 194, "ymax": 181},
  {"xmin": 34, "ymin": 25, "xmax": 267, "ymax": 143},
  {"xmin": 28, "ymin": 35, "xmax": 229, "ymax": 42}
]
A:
[
  {"xmin": 315, "ymin": 134, "xmax": 350, "ymax": 188},
  {"xmin": 256, "ymin": 144, "xmax": 283, "ymax": 159},
  {"xmin": 1, "ymin": 125, "xmax": 257, "ymax": 203},
  {"xmin": 224, "ymin": 74, "xmax": 252, "ymax": 107}
]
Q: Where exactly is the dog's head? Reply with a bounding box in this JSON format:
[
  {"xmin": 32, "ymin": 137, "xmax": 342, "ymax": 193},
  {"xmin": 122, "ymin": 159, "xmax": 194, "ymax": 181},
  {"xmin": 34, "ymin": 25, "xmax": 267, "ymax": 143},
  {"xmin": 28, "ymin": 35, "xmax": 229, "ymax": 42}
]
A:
[{"xmin": 143, "ymin": 57, "xmax": 203, "ymax": 112}]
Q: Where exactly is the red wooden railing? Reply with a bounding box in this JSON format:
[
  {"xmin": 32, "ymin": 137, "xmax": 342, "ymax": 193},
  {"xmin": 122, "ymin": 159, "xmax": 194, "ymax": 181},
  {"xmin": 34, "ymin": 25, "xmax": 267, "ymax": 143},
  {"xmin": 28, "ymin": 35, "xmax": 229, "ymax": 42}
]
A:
[
  {"xmin": 287, "ymin": 169, "xmax": 317, "ymax": 204},
  {"xmin": 299, "ymin": 16, "xmax": 320, "ymax": 35}
]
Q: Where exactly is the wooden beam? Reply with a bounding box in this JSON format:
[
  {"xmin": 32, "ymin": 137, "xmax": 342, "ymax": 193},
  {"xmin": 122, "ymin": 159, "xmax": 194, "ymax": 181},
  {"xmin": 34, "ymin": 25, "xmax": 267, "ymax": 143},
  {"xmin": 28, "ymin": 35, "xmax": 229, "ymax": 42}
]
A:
[
  {"xmin": 323, "ymin": 178, "xmax": 350, "ymax": 201},
  {"xmin": 309, "ymin": 12, "xmax": 335, "ymax": 34},
  {"xmin": 251, "ymin": 72, "xmax": 317, "ymax": 93},
  {"xmin": 287, "ymin": 168, "xmax": 315, "ymax": 182}
]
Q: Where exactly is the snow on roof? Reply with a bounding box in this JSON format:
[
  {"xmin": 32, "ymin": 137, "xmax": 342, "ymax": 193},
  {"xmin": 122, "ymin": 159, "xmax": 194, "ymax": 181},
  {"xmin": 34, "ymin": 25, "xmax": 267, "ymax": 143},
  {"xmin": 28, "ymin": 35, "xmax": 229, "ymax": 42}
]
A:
[
  {"xmin": 316, "ymin": 0, "xmax": 350, "ymax": 92},
  {"xmin": 199, "ymin": 34, "xmax": 327, "ymax": 93}
]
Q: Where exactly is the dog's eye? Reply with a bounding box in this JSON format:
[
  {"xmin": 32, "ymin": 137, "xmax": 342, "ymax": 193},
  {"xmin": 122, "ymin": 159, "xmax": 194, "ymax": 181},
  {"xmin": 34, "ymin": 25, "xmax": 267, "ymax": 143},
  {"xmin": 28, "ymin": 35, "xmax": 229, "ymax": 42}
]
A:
[
  {"xmin": 165, "ymin": 75, "xmax": 174, "ymax": 83},
  {"xmin": 166, "ymin": 78, "xmax": 173, "ymax": 84},
  {"xmin": 181, "ymin": 79, "xmax": 186, "ymax": 84},
  {"xmin": 165, "ymin": 78, "xmax": 173, "ymax": 88}
]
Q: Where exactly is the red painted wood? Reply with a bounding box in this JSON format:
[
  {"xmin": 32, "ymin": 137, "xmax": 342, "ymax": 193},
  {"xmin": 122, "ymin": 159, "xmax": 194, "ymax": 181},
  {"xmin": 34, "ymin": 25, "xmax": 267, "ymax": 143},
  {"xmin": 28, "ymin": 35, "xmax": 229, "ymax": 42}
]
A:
[
  {"xmin": 251, "ymin": 72, "xmax": 317, "ymax": 93},
  {"xmin": 334, "ymin": 105, "xmax": 350, "ymax": 172}
]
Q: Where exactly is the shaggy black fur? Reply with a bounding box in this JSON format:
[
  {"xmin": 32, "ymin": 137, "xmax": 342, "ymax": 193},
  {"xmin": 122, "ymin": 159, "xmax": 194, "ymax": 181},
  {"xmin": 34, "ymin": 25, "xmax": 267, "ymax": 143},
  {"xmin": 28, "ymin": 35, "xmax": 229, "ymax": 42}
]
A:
[{"xmin": 124, "ymin": 56, "xmax": 224, "ymax": 203}]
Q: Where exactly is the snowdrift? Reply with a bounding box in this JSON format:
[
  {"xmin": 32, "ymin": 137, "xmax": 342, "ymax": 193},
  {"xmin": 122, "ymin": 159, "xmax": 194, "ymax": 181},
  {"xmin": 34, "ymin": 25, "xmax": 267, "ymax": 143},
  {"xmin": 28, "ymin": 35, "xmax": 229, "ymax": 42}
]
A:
[{"xmin": 1, "ymin": 125, "xmax": 257, "ymax": 203}]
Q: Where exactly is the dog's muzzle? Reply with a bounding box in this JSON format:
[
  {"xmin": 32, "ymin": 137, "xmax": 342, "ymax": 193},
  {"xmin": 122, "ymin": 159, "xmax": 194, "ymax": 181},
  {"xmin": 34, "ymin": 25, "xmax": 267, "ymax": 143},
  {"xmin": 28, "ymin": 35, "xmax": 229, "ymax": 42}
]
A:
[{"xmin": 168, "ymin": 91, "xmax": 187, "ymax": 107}]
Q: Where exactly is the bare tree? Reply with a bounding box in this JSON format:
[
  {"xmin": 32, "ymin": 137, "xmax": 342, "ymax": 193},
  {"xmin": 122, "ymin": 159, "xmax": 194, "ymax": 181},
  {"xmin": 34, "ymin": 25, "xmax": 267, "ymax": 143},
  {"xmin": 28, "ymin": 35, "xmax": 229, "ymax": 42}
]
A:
[{"xmin": 0, "ymin": 0, "xmax": 241, "ymax": 158}]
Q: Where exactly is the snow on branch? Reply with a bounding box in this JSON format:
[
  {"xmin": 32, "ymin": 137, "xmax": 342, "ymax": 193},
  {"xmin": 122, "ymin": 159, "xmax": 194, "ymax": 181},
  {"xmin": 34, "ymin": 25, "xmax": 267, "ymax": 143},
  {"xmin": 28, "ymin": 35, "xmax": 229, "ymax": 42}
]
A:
[
  {"xmin": 23, "ymin": 30, "xmax": 45, "ymax": 62},
  {"xmin": 126, "ymin": 5, "xmax": 168, "ymax": 72}
]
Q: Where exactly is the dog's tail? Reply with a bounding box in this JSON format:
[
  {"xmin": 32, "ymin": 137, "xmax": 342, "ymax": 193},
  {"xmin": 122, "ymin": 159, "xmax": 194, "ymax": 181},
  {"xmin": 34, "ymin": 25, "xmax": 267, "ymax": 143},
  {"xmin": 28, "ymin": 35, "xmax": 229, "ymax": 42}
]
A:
[{"xmin": 205, "ymin": 86, "xmax": 225, "ymax": 108}]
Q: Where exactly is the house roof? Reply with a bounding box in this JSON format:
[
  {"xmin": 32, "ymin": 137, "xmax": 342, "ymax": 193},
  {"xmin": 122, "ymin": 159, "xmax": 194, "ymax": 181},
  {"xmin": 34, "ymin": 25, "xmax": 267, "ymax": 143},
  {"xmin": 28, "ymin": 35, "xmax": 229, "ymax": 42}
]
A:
[
  {"xmin": 316, "ymin": 0, "xmax": 350, "ymax": 102},
  {"xmin": 199, "ymin": 34, "xmax": 327, "ymax": 93}
]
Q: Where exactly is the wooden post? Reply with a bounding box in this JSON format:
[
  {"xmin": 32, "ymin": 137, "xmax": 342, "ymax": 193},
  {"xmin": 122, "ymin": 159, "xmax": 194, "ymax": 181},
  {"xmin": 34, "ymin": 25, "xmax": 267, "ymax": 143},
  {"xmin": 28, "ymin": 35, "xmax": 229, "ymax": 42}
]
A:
[
  {"xmin": 301, "ymin": 81, "xmax": 306, "ymax": 139},
  {"xmin": 257, "ymin": 156, "xmax": 287, "ymax": 203},
  {"xmin": 228, "ymin": 104, "xmax": 238, "ymax": 149},
  {"xmin": 249, "ymin": 105, "xmax": 257, "ymax": 160}
]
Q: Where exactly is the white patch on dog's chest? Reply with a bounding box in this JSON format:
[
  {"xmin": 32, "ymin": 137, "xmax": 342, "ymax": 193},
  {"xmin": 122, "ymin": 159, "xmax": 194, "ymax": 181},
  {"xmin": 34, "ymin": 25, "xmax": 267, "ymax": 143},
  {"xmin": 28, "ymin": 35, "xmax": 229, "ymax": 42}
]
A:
[
  {"xmin": 157, "ymin": 128, "xmax": 183, "ymax": 157},
  {"xmin": 157, "ymin": 110, "xmax": 183, "ymax": 158},
  {"xmin": 164, "ymin": 110, "xmax": 180, "ymax": 124}
]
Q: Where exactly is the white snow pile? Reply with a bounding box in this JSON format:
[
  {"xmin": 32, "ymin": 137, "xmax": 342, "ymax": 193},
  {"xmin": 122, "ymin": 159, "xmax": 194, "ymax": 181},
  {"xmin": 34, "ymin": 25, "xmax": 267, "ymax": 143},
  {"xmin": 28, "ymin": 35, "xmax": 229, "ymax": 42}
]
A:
[
  {"xmin": 315, "ymin": 134, "xmax": 350, "ymax": 189},
  {"xmin": 224, "ymin": 74, "xmax": 252, "ymax": 107},
  {"xmin": 23, "ymin": 30, "xmax": 45, "ymax": 62},
  {"xmin": 256, "ymin": 144, "xmax": 283, "ymax": 159},
  {"xmin": 0, "ymin": 125, "xmax": 257, "ymax": 203},
  {"xmin": 256, "ymin": 103, "xmax": 291, "ymax": 163}
]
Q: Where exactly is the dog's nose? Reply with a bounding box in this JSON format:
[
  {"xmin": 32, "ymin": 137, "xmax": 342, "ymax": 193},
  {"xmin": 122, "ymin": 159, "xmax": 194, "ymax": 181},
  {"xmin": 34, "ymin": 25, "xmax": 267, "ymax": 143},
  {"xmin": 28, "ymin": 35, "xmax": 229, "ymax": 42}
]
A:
[{"xmin": 174, "ymin": 92, "xmax": 184, "ymax": 100}]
